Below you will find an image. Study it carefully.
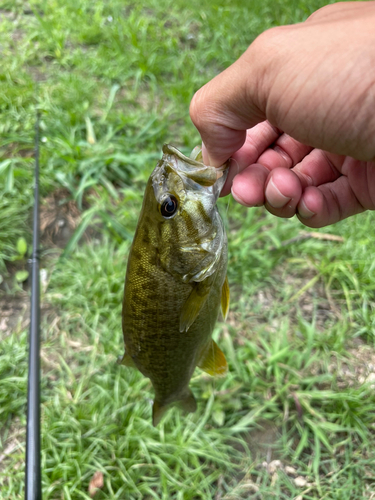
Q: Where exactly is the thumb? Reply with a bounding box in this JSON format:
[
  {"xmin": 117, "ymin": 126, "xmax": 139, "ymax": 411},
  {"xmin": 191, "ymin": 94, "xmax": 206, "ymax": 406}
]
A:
[{"xmin": 189, "ymin": 53, "xmax": 267, "ymax": 167}]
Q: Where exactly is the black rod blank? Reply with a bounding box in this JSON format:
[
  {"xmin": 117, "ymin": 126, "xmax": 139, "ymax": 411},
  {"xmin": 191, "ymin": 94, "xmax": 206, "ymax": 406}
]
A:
[{"xmin": 25, "ymin": 112, "xmax": 42, "ymax": 500}]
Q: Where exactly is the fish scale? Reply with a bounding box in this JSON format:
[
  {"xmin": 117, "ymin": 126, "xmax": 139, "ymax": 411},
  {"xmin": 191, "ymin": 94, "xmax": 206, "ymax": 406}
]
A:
[{"xmin": 121, "ymin": 144, "xmax": 230, "ymax": 426}]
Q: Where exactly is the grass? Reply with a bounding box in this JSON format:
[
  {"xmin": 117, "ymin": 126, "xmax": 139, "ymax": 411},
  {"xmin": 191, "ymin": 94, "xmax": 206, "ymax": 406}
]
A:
[{"xmin": 1, "ymin": 0, "xmax": 375, "ymax": 499}]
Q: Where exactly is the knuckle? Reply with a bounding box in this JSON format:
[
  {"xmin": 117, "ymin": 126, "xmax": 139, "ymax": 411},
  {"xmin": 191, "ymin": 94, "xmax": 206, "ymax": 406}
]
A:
[
  {"xmin": 306, "ymin": 2, "xmax": 341, "ymax": 22},
  {"xmin": 189, "ymin": 90, "xmax": 201, "ymax": 127},
  {"xmin": 251, "ymin": 26, "xmax": 286, "ymax": 54},
  {"xmin": 189, "ymin": 87, "xmax": 212, "ymax": 130}
]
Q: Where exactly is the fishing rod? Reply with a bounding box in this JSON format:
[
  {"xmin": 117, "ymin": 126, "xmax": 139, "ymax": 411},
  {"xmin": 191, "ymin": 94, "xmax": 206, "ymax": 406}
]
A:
[{"xmin": 25, "ymin": 111, "xmax": 42, "ymax": 500}]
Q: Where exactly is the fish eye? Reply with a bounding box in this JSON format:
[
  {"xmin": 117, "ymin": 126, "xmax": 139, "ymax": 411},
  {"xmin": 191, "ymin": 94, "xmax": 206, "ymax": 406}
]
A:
[{"xmin": 160, "ymin": 195, "xmax": 178, "ymax": 218}]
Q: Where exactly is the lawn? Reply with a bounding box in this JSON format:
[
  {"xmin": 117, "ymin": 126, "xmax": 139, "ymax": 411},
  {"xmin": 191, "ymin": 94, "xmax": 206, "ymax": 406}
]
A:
[{"xmin": 1, "ymin": 0, "xmax": 375, "ymax": 499}]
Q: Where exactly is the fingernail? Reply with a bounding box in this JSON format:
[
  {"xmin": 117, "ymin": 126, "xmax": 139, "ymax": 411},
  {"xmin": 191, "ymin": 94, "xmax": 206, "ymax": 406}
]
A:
[
  {"xmin": 298, "ymin": 199, "xmax": 315, "ymax": 219},
  {"xmin": 265, "ymin": 178, "xmax": 291, "ymax": 208},
  {"xmin": 231, "ymin": 188, "xmax": 246, "ymax": 205},
  {"xmin": 232, "ymin": 186, "xmax": 263, "ymax": 207}
]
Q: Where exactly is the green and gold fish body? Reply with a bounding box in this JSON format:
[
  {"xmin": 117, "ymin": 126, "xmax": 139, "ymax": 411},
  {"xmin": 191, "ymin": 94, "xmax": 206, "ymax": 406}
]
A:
[{"xmin": 121, "ymin": 144, "xmax": 229, "ymax": 425}]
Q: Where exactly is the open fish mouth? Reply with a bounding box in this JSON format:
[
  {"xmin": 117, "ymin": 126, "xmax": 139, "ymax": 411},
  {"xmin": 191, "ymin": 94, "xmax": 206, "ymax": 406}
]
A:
[{"xmin": 158, "ymin": 144, "xmax": 229, "ymax": 198}]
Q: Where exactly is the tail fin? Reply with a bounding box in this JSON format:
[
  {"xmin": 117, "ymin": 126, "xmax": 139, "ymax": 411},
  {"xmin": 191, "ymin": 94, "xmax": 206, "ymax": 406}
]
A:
[
  {"xmin": 152, "ymin": 389, "xmax": 197, "ymax": 426},
  {"xmin": 152, "ymin": 400, "xmax": 170, "ymax": 427},
  {"xmin": 177, "ymin": 388, "xmax": 197, "ymax": 414}
]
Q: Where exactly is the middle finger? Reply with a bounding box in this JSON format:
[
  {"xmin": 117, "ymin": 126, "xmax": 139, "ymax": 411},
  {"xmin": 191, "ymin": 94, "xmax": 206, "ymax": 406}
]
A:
[{"xmin": 230, "ymin": 133, "xmax": 313, "ymax": 205}]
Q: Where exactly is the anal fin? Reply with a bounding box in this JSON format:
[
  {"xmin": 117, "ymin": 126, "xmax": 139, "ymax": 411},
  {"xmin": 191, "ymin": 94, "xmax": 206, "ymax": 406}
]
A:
[{"xmin": 197, "ymin": 339, "xmax": 228, "ymax": 377}]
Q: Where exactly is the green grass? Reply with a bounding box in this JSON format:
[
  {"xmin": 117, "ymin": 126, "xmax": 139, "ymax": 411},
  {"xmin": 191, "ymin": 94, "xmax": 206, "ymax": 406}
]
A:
[{"xmin": 1, "ymin": 0, "xmax": 375, "ymax": 499}]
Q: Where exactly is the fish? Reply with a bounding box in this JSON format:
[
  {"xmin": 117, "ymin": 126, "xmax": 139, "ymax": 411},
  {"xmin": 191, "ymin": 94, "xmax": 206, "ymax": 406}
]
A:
[{"xmin": 120, "ymin": 144, "xmax": 230, "ymax": 426}]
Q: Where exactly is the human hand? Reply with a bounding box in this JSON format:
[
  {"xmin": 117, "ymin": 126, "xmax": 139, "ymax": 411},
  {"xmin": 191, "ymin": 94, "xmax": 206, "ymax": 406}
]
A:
[{"xmin": 189, "ymin": 1, "xmax": 375, "ymax": 227}]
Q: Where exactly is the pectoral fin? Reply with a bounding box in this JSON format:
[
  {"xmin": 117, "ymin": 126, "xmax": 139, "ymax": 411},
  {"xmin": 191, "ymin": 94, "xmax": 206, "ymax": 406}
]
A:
[
  {"xmin": 117, "ymin": 352, "xmax": 136, "ymax": 368},
  {"xmin": 179, "ymin": 280, "xmax": 211, "ymax": 332},
  {"xmin": 221, "ymin": 275, "xmax": 230, "ymax": 320},
  {"xmin": 197, "ymin": 339, "xmax": 228, "ymax": 377}
]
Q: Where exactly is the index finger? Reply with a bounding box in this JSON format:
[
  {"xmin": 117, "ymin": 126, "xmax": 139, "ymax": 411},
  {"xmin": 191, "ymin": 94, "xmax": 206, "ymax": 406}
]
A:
[{"xmin": 220, "ymin": 121, "xmax": 281, "ymax": 196}]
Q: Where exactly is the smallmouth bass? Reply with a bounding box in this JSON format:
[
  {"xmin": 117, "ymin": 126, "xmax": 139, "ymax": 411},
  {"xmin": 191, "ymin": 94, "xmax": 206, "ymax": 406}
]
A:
[{"xmin": 120, "ymin": 144, "xmax": 230, "ymax": 426}]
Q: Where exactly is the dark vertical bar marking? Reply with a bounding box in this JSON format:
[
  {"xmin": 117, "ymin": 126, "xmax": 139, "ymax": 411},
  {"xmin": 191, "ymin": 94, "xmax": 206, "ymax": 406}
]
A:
[{"xmin": 25, "ymin": 112, "xmax": 42, "ymax": 500}]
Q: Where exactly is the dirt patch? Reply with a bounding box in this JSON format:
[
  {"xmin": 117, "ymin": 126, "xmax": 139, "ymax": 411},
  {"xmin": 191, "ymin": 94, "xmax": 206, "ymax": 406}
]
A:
[
  {"xmin": 113, "ymin": 81, "xmax": 164, "ymax": 115},
  {"xmin": 1, "ymin": 142, "xmax": 34, "ymax": 158},
  {"xmin": 329, "ymin": 338, "xmax": 375, "ymax": 389},
  {"xmin": 282, "ymin": 267, "xmax": 340, "ymax": 327},
  {"xmin": 40, "ymin": 188, "xmax": 83, "ymax": 248},
  {"xmin": 228, "ymin": 264, "xmax": 342, "ymax": 342},
  {"xmin": 0, "ymin": 9, "xmax": 16, "ymax": 21},
  {"xmin": 0, "ymin": 293, "xmax": 29, "ymax": 340},
  {"xmin": 0, "ymin": 291, "xmax": 58, "ymax": 341},
  {"xmin": 0, "ymin": 187, "xmax": 95, "ymax": 328},
  {"xmin": 0, "ymin": 292, "xmax": 62, "ymax": 475},
  {"xmin": 244, "ymin": 420, "xmax": 280, "ymax": 462},
  {"xmin": 0, "ymin": 417, "xmax": 25, "ymax": 476},
  {"xmin": 226, "ymin": 264, "xmax": 375, "ymax": 395},
  {"xmin": 0, "ymin": 5, "xmax": 47, "ymax": 82},
  {"xmin": 0, "ymin": 189, "xmax": 86, "ymax": 290},
  {"xmin": 27, "ymin": 64, "xmax": 48, "ymax": 83}
]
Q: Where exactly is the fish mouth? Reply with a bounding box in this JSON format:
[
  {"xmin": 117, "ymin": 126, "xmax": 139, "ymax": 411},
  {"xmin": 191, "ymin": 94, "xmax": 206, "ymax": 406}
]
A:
[{"xmin": 162, "ymin": 144, "xmax": 228, "ymax": 196}]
